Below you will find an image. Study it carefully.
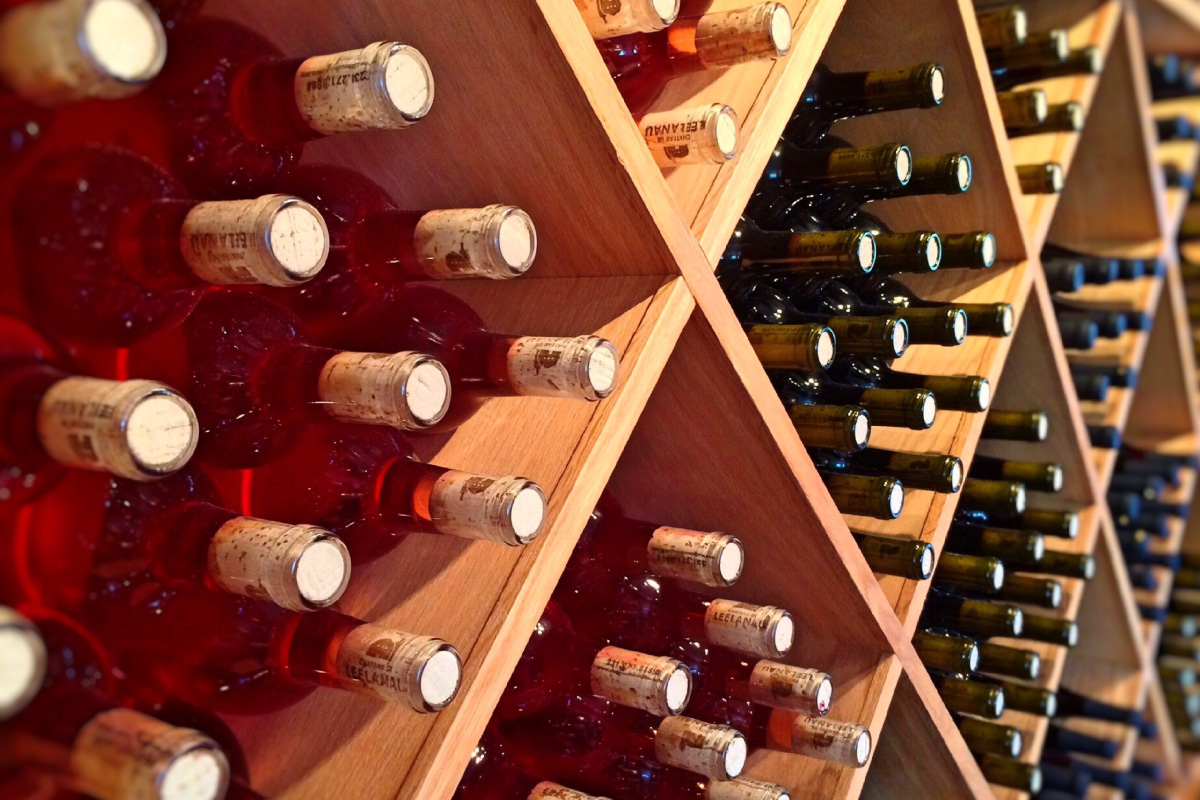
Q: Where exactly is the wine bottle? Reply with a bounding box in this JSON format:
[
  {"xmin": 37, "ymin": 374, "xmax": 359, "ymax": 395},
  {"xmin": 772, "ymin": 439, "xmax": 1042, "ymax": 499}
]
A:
[
  {"xmin": 1043, "ymin": 244, "xmax": 1126, "ymax": 281},
  {"xmin": 1045, "ymin": 723, "xmax": 1119, "ymax": 758},
  {"xmin": 152, "ymin": 18, "xmax": 433, "ymax": 197},
  {"xmin": 847, "ymin": 274, "xmax": 1014, "ymax": 338},
  {"xmin": 979, "ymin": 755, "xmax": 1042, "ymax": 793},
  {"xmin": 0, "ymin": 606, "xmax": 231, "ymax": 800},
  {"xmin": 639, "ymin": 103, "xmax": 742, "ymax": 166},
  {"xmin": 1057, "ymin": 316, "xmax": 1099, "ymax": 351},
  {"xmin": 576, "ymin": 0, "xmax": 679, "ymax": 39},
  {"xmin": 1162, "ymin": 636, "xmax": 1200, "ymax": 660},
  {"xmin": 977, "ymin": 676, "xmax": 1057, "ymax": 716},
  {"xmin": 845, "ymin": 449, "xmax": 964, "ymax": 493},
  {"xmin": 772, "ymin": 370, "xmax": 936, "ymax": 431},
  {"xmin": 1054, "ymin": 306, "xmax": 1128, "ymax": 339},
  {"xmin": 500, "ymin": 695, "xmax": 748, "ymax": 782},
  {"xmin": 955, "ymin": 715, "xmax": 1024, "ymax": 758},
  {"xmin": 1157, "ymin": 114, "xmax": 1195, "ymax": 141},
  {"xmin": 819, "ymin": 472, "xmax": 905, "ymax": 520},
  {"xmin": 783, "ymin": 62, "xmax": 944, "ymax": 145},
  {"xmin": 568, "ymin": 495, "xmax": 746, "ymax": 588},
  {"xmin": 981, "ymin": 409, "xmax": 1048, "ymax": 441},
  {"xmin": 913, "ymin": 630, "xmax": 979, "ymax": 673},
  {"xmin": 242, "ymin": 424, "xmax": 546, "ymax": 563},
  {"xmin": 1045, "ymin": 259, "xmax": 1086, "ymax": 292},
  {"xmin": 1088, "ymin": 427, "xmax": 1121, "ymax": 452},
  {"xmin": 854, "ymin": 533, "xmax": 934, "ymax": 579},
  {"xmin": 978, "ymin": 641, "xmax": 1040, "ymax": 680},
  {"xmin": 8, "ymin": 467, "xmax": 352, "ymax": 620},
  {"xmin": 1019, "ymin": 612, "xmax": 1078, "ymax": 647},
  {"xmin": 126, "ymin": 291, "xmax": 451, "ymax": 468},
  {"xmin": 266, "ymin": 164, "xmax": 536, "ymax": 337},
  {"xmin": 1148, "ymin": 54, "xmax": 1187, "ymax": 98},
  {"xmin": 960, "ymin": 479, "xmax": 1027, "ymax": 518},
  {"xmin": 994, "ymin": 42, "xmax": 1104, "ymax": 91},
  {"xmin": 454, "ymin": 730, "xmax": 611, "ymax": 800},
  {"xmin": 744, "ymin": 322, "xmax": 838, "ymax": 373},
  {"xmin": 829, "ymin": 358, "xmax": 992, "ymax": 413},
  {"xmin": 599, "ymin": 3, "xmax": 792, "ymax": 114},
  {"xmin": 1071, "ymin": 371, "xmax": 1109, "ymax": 402},
  {"xmin": 997, "ymin": 574, "xmax": 1064, "ymax": 609},
  {"xmin": 757, "ymin": 138, "xmax": 913, "ymax": 199},
  {"xmin": 556, "ymin": 572, "xmax": 794, "ymax": 660},
  {"xmin": 1109, "ymin": 471, "xmax": 1168, "ymax": 497},
  {"xmin": 1164, "ymin": 612, "xmax": 1197, "ymax": 637},
  {"xmin": 997, "ymin": 88, "xmax": 1047, "ymax": 130},
  {"xmin": 970, "ymin": 455, "xmax": 1063, "ymax": 492},
  {"xmin": 921, "ymin": 593, "xmax": 1024, "ymax": 638},
  {"xmin": 0, "ymin": 314, "xmax": 199, "ymax": 504},
  {"xmin": 722, "ymin": 216, "xmax": 878, "ymax": 277},
  {"xmin": 929, "ymin": 672, "xmax": 1005, "ymax": 718},
  {"xmin": 498, "ymin": 602, "xmax": 693, "ymax": 720},
  {"xmin": 1070, "ymin": 362, "xmax": 1136, "ymax": 389},
  {"xmin": 116, "ymin": 591, "xmax": 461, "ymax": 714},
  {"xmin": 934, "ymin": 553, "xmax": 1005, "ymax": 595},
  {"xmin": 1056, "ymin": 687, "xmax": 1141, "ymax": 725},
  {"xmin": 989, "ymin": 28, "xmax": 1068, "ymax": 79},
  {"xmin": 289, "ymin": 286, "xmax": 620, "ymax": 429},
  {"xmin": 13, "ymin": 146, "xmax": 330, "ymax": 347},
  {"xmin": 813, "ymin": 154, "xmax": 972, "ymax": 231},
  {"xmin": 940, "ymin": 232, "xmax": 999, "ymax": 270},
  {"xmin": 0, "ymin": 0, "xmax": 166, "ymax": 105},
  {"xmin": 946, "ymin": 522, "xmax": 1045, "ymax": 564},
  {"xmin": 1161, "ymin": 657, "xmax": 1200, "ymax": 687},
  {"xmin": 672, "ymin": 638, "xmax": 832, "ymax": 720},
  {"xmin": 976, "ymin": 5, "xmax": 1027, "ymax": 50},
  {"xmin": 1016, "ymin": 162, "xmax": 1064, "ymax": 194},
  {"xmin": 1038, "ymin": 760, "xmax": 1091, "ymax": 796},
  {"xmin": 1007, "ymin": 101, "xmax": 1084, "ymax": 137}
]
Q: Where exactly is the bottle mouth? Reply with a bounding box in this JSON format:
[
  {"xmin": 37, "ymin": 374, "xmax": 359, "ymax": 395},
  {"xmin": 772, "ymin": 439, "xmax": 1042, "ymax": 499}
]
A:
[
  {"xmin": 992, "ymin": 692, "xmax": 1006, "ymax": 718},
  {"xmin": 918, "ymin": 544, "xmax": 935, "ymax": 579},
  {"xmin": 856, "ymin": 231, "xmax": 878, "ymax": 272},
  {"xmin": 1010, "ymin": 608, "xmax": 1025, "ymax": 636},
  {"xmin": 710, "ymin": 105, "xmax": 741, "ymax": 161},
  {"xmin": 953, "ymin": 155, "xmax": 972, "ymax": 192},
  {"xmin": 81, "ymin": 0, "xmax": 168, "ymax": 87},
  {"xmin": 949, "ymin": 308, "xmax": 967, "ymax": 343},
  {"xmin": 766, "ymin": 3, "xmax": 794, "ymax": 56},
  {"xmin": 0, "ymin": 612, "xmax": 47, "ymax": 721},
  {"xmin": 505, "ymin": 480, "xmax": 549, "ymax": 545},
  {"xmin": 1030, "ymin": 90, "xmax": 1049, "ymax": 123},
  {"xmin": 815, "ymin": 676, "xmax": 834, "ymax": 715},
  {"xmin": 123, "ymin": 386, "xmax": 201, "ymax": 478},
  {"xmin": 850, "ymin": 410, "xmax": 872, "ymax": 450},
  {"xmin": 380, "ymin": 43, "xmax": 436, "ymax": 122},
  {"xmin": 966, "ymin": 643, "xmax": 980, "ymax": 672},
  {"xmin": 1050, "ymin": 29, "xmax": 1070, "ymax": 60},
  {"xmin": 723, "ymin": 732, "xmax": 749, "ymax": 779},
  {"xmin": 261, "ymin": 197, "xmax": 331, "ymax": 283},
  {"xmin": 1045, "ymin": 163, "xmax": 1065, "ymax": 193},
  {"xmin": 916, "ymin": 391, "xmax": 938, "ymax": 429},
  {"xmin": 991, "ymin": 562, "xmax": 1005, "ymax": 591},
  {"xmin": 815, "ymin": 327, "xmax": 837, "ymax": 369},
  {"xmin": 1083, "ymin": 47, "xmax": 1104, "ymax": 74},
  {"xmin": 979, "ymin": 233, "xmax": 997, "ymax": 267},
  {"xmin": 1012, "ymin": 485, "xmax": 1028, "ymax": 514},
  {"xmin": 1064, "ymin": 102, "xmax": 1084, "ymax": 130},
  {"xmin": 293, "ymin": 534, "xmax": 353, "ymax": 609},
  {"xmin": 927, "ymin": 64, "xmax": 946, "ymax": 105},
  {"xmin": 889, "ymin": 318, "xmax": 910, "ymax": 358},
  {"xmin": 1034, "ymin": 413, "xmax": 1049, "ymax": 441},
  {"xmin": 665, "ymin": 664, "xmax": 693, "ymax": 713},
  {"xmin": 1012, "ymin": 8, "xmax": 1029, "ymax": 43},
  {"xmin": 974, "ymin": 378, "xmax": 992, "ymax": 412},
  {"xmin": 1049, "ymin": 582, "xmax": 1064, "ymax": 608},
  {"xmin": 717, "ymin": 537, "xmax": 746, "ymax": 585},
  {"xmin": 853, "ymin": 728, "xmax": 873, "ymax": 767},
  {"xmin": 402, "ymin": 357, "xmax": 453, "ymax": 427},
  {"xmin": 886, "ymin": 480, "xmax": 905, "ymax": 518},
  {"xmin": 653, "ymin": 0, "xmax": 681, "ymax": 25},
  {"xmin": 894, "ymin": 146, "xmax": 914, "ymax": 184},
  {"xmin": 948, "ymin": 460, "xmax": 965, "ymax": 493},
  {"xmin": 1050, "ymin": 465, "xmax": 1064, "ymax": 491},
  {"xmin": 418, "ymin": 644, "xmax": 463, "ymax": 711},
  {"xmin": 491, "ymin": 207, "xmax": 539, "ymax": 276},
  {"xmin": 924, "ymin": 233, "xmax": 943, "ymax": 270},
  {"xmin": 583, "ymin": 338, "xmax": 621, "ymax": 399},
  {"xmin": 770, "ymin": 611, "xmax": 796, "ymax": 657}
]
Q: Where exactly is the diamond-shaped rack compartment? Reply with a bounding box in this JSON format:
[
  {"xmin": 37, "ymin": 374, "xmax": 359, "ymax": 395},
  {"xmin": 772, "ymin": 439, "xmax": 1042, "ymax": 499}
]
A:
[{"xmin": 1136, "ymin": 0, "xmax": 1200, "ymax": 56}]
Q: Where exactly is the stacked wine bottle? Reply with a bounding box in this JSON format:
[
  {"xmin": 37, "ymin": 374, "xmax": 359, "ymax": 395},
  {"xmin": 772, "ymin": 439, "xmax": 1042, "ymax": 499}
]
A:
[
  {"xmin": 978, "ymin": 3, "xmax": 1106, "ymax": 195},
  {"xmin": 577, "ymin": 0, "xmax": 794, "ymax": 169},
  {"xmin": 0, "ymin": 0, "xmax": 628, "ymax": 798},
  {"xmin": 453, "ymin": 494, "xmax": 867, "ymax": 800}
]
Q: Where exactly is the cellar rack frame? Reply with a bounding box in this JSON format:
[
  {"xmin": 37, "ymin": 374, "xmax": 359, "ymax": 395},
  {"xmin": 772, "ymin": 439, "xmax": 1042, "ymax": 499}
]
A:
[{"xmin": 172, "ymin": 1, "xmax": 1199, "ymax": 800}]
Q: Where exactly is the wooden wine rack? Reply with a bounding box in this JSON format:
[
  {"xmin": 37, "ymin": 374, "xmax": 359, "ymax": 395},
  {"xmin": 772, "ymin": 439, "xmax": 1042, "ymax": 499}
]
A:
[{"xmin": 144, "ymin": 0, "xmax": 1200, "ymax": 797}]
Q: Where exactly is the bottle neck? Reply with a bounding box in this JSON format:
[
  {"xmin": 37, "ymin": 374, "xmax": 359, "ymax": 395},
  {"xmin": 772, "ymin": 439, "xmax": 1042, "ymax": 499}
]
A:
[
  {"xmin": 745, "ymin": 323, "xmax": 837, "ymax": 372},
  {"xmin": 375, "ymin": 460, "xmax": 546, "ymax": 546},
  {"xmin": 808, "ymin": 63, "xmax": 944, "ymax": 122},
  {"xmin": 589, "ymin": 645, "xmax": 692, "ymax": 716},
  {"xmin": 786, "ymin": 404, "xmax": 871, "ymax": 450},
  {"xmin": 575, "ymin": 0, "xmax": 678, "ymax": 38},
  {"xmin": 0, "ymin": 362, "xmax": 64, "ymax": 470},
  {"xmin": 470, "ymin": 334, "xmax": 619, "ymax": 401},
  {"xmin": 940, "ymin": 233, "xmax": 997, "ymax": 269},
  {"xmin": 680, "ymin": 4, "xmax": 792, "ymax": 70},
  {"xmin": 738, "ymin": 228, "xmax": 877, "ymax": 275},
  {"xmin": 769, "ymin": 141, "xmax": 912, "ymax": 195},
  {"xmin": 679, "ymin": 598, "xmax": 793, "ymax": 659},
  {"xmin": 652, "ymin": 715, "xmax": 748, "ymax": 781}
]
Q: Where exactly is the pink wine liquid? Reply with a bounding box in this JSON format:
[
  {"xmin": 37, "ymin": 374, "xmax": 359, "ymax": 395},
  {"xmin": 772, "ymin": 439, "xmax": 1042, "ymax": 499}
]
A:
[{"xmin": 598, "ymin": 26, "xmax": 705, "ymax": 113}]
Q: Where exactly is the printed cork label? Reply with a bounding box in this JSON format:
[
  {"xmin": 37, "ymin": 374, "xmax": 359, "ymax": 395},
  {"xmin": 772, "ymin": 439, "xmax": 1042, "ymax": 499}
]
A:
[
  {"xmin": 748, "ymin": 662, "xmax": 829, "ymax": 714},
  {"xmin": 590, "ymin": 646, "xmax": 686, "ymax": 716},
  {"xmin": 573, "ymin": 0, "xmax": 672, "ymax": 38},
  {"xmin": 71, "ymin": 709, "xmax": 226, "ymax": 800},
  {"xmin": 317, "ymin": 351, "xmax": 448, "ymax": 430},
  {"xmin": 790, "ymin": 716, "xmax": 868, "ymax": 766},
  {"xmin": 638, "ymin": 105, "xmax": 733, "ymax": 167},
  {"xmin": 294, "ymin": 43, "xmax": 431, "ymax": 134},
  {"xmin": 429, "ymin": 471, "xmax": 524, "ymax": 544},
  {"xmin": 654, "ymin": 716, "xmax": 739, "ymax": 779},
  {"xmin": 336, "ymin": 625, "xmax": 443, "ymax": 708},
  {"xmin": 507, "ymin": 337, "xmax": 604, "ymax": 399},
  {"xmin": 646, "ymin": 527, "xmax": 736, "ymax": 585},
  {"xmin": 529, "ymin": 783, "xmax": 608, "ymax": 800},
  {"xmin": 207, "ymin": 518, "xmax": 342, "ymax": 611},
  {"xmin": 707, "ymin": 778, "xmax": 789, "ymax": 800},
  {"xmin": 703, "ymin": 599, "xmax": 785, "ymax": 655},
  {"xmin": 414, "ymin": 206, "xmax": 533, "ymax": 280},
  {"xmin": 695, "ymin": 5, "xmax": 786, "ymax": 66}
]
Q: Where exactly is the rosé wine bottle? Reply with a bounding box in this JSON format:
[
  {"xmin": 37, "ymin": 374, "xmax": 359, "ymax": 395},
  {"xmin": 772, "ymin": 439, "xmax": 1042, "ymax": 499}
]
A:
[
  {"xmin": 0, "ymin": 605, "xmax": 232, "ymax": 800},
  {"xmin": 313, "ymin": 285, "xmax": 620, "ymax": 430},
  {"xmin": 265, "ymin": 164, "xmax": 536, "ymax": 332},
  {"xmin": 567, "ymin": 493, "xmax": 745, "ymax": 589},
  {"xmin": 104, "ymin": 589, "xmax": 461, "ymax": 716},
  {"xmin": 454, "ymin": 730, "xmax": 612, "ymax": 800},
  {"xmin": 0, "ymin": 313, "xmax": 198, "ymax": 511},
  {"xmin": 499, "ymin": 694, "xmax": 748, "ymax": 783},
  {"xmin": 0, "ymin": 0, "xmax": 167, "ymax": 167},
  {"xmin": 125, "ymin": 291, "xmax": 451, "ymax": 469},
  {"xmin": 244, "ymin": 423, "xmax": 546, "ymax": 562},
  {"xmin": 151, "ymin": 18, "xmax": 433, "ymax": 198},
  {"xmin": 670, "ymin": 638, "xmax": 831, "ymax": 720},
  {"xmin": 554, "ymin": 569, "xmax": 794, "ymax": 660},
  {"xmin": 2, "ymin": 467, "xmax": 350, "ymax": 619},
  {"xmin": 598, "ymin": 3, "xmax": 791, "ymax": 114},
  {"xmin": 495, "ymin": 601, "xmax": 692, "ymax": 722},
  {"xmin": 12, "ymin": 146, "xmax": 329, "ymax": 347}
]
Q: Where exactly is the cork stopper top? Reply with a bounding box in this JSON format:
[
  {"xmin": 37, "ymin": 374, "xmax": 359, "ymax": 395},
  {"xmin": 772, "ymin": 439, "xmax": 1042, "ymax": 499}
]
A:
[
  {"xmin": 1049, "ymin": 582, "xmax": 1064, "ymax": 608},
  {"xmin": 886, "ymin": 480, "xmax": 905, "ymax": 518},
  {"xmin": 725, "ymin": 735, "xmax": 749, "ymax": 778},
  {"xmin": 1066, "ymin": 513, "xmax": 1080, "ymax": 538},
  {"xmin": 653, "ymin": 0, "xmax": 681, "ymax": 21},
  {"xmin": 1035, "ymin": 413, "xmax": 1049, "ymax": 441},
  {"xmin": 1010, "ymin": 608, "xmax": 1025, "ymax": 636},
  {"xmin": 955, "ymin": 155, "xmax": 972, "ymax": 191},
  {"xmin": 124, "ymin": 392, "xmax": 200, "ymax": 475},
  {"xmin": 815, "ymin": 328, "xmax": 836, "ymax": 369},
  {"xmin": 852, "ymin": 411, "xmax": 871, "ymax": 448},
  {"xmin": 385, "ymin": 46, "xmax": 435, "ymax": 119},
  {"xmin": 0, "ymin": 608, "xmax": 46, "ymax": 721},
  {"xmin": 420, "ymin": 647, "xmax": 463, "ymax": 709},
  {"xmin": 925, "ymin": 233, "xmax": 943, "ymax": 270},
  {"xmin": 856, "ymin": 231, "xmax": 877, "ymax": 271},
  {"xmin": 891, "ymin": 318, "xmax": 910, "ymax": 357},
  {"xmin": 719, "ymin": 539, "xmax": 745, "ymax": 584},
  {"xmin": 920, "ymin": 393, "xmax": 937, "ymax": 428},
  {"xmin": 1012, "ymin": 485, "xmax": 1027, "ymax": 513},
  {"xmin": 84, "ymin": 0, "xmax": 167, "ymax": 85},
  {"xmin": 714, "ymin": 107, "xmax": 740, "ymax": 158},
  {"xmin": 853, "ymin": 728, "xmax": 873, "ymax": 767},
  {"xmin": 920, "ymin": 545, "xmax": 934, "ymax": 578},
  {"xmin": 295, "ymin": 539, "xmax": 352, "ymax": 606},
  {"xmin": 1032, "ymin": 90, "xmax": 1049, "ymax": 122},
  {"xmin": 160, "ymin": 749, "xmax": 228, "ymax": 800},
  {"xmin": 979, "ymin": 233, "xmax": 997, "ymax": 267},
  {"xmin": 948, "ymin": 461, "xmax": 964, "ymax": 493},
  {"xmin": 975, "ymin": 379, "xmax": 992, "ymax": 411},
  {"xmin": 1063, "ymin": 102, "xmax": 1084, "ymax": 130},
  {"xmin": 695, "ymin": 3, "xmax": 792, "ymax": 67},
  {"xmin": 1046, "ymin": 163, "xmax": 1065, "ymax": 192},
  {"xmin": 497, "ymin": 210, "xmax": 538, "ymax": 273},
  {"xmin": 990, "ymin": 562, "xmax": 1005, "ymax": 591},
  {"xmin": 894, "ymin": 147, "xmax": 913, "ymax": 184},
  {"xmin": 1012, "ymin": 8, "xmax": 1029, "ymax": 42},
  {"xmin": 207, "ymin": 519, "xmax": 351, "ymax": 611},
  {"xmin": 930, "ymin": 65, "xmax": 946, "ymax": 104},
  {"xmin": 268, "ymin": 200, "xmax": 330, "ymax": 281}
]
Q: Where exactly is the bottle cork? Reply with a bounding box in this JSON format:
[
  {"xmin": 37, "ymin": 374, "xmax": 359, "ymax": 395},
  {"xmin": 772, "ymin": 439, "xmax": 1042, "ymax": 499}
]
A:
[
  {"xmin": 317, "ymin": 351, "xmax": 450, "ymax": 430},
  {"xmin": 207, "ymin": 519, "xmax": 351, "ymax": 612},
  {"xmin": 180, "ymin": 195, "xmax": 329, "ymax": 287},
  {"xmin": 293, "ymin": 42, "xmax": 434, "ymax": 135},
  {"xmin": 428, "ymin": 471, "xmax": 547, "ymax": 546},
  {"xmin": 704, "ymin": 599, "xmax": 794, "ymax": 658},
  {"xmin": 0, "ymin": 607, "xmax": 47, "ymax": 721},
  {"xmin": 695, "ymin": 3, "xmax": 792, "ymax": 67},
  {"xmin": 646, "ymin": 527, "xmax": 744, "ymax": 587},
  {"xmin": 70, "ymin": 709, "xmax": 229, "ymax": 800},
  {"xmin": 36, "ymin": 378, "xmax": 199, "ymax": 481},
  {"xmin": 335, "ymin": 624, "xmax": 461, "ymax": 711},
  {"xmin": 573, "ymin": 0, "xmax": 679, "ymax": 39},
  {"xmin": 529, "ymin": 784, "xmax": 611, "ymax": 800},
  {"xmin": 748, "ymin": 662, "xmax": 833, "ymax": 716},
  {"xmin": 654, "ymin": 716, "xmax": 747, "ymax": 781},
  {"xmin": 589, "ymin": 646, "xmax": 692, "ymax": 716},
  {"xmin": 707, "ymin": 778, "xmax": 792, "ymax": 800},
  {"xmin": 0, "ymin": 0, "xmax": 166, "ymax": 105},
  {"xmin": 787, "ymin": 716, "xmax": 872, "ymax": 767},
  {"xmin": 506, "ymin": 336, "xmax": 619, "ymax": 400},
  {"xmin": 413, "ymin": 205, "xmax": 537, "ymax": 280},
  {"xmin": 746, "ymin": 324, "xmax": 837, "ymax": 371},
  {"xmin": 638, "ymin": 104, "xmax": 740, "ymax": 167}
]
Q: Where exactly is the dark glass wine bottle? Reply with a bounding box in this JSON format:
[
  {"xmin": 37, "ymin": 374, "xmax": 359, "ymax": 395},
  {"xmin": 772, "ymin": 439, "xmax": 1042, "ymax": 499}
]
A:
[
  {"xmin": 976, "ymin": 5, "xmax": 1027, "ymax": 51},
  {"xmin": 977, "ymin": 675, "xmax": 1057, "ymax": 716},
  {"xmin": 912, "ymin": 630, "xmax": 978, "ymax": 673},
  {"xmin": 979, "ymin": 756, "xmax": 1042, "ymax": 793},
  {"xmin": 955, "ymin": 715, "xmax": 1024, "ymax": 758},
  {"xmin": 847, "ymin": 274, "xmax": 1014, "ymax": 338},
  {"xmin": 722, "ymin": 216, "xmax": 878, "ymax": 277},
  {"xmin": 757, "ymin": 138, "xmax": 913, "ymax": 200},
  {"xmin": 946, "ymin": 521, "xmax": 1045, "ymax": 564},
  {"xmin": 846, "ymin": 448, "xmax": 964, "ymax": 493},
  {"xmin": 1018, "ymin": 613, "xmax": 1078, "ymax": 647},
  {"xmin": 772, "ymin": 370, "xmax": 936, "ymax": 431},
  {"xmin": 1008, "ymin": 101, "xmax": 1083, "ymax": 137},
  {"xmin": 818, "ymin": 472, "xmax": 905, "ymax": 520},
  {"xmin": 744, "ymin": 322, "xmax": 837, "ymax": 373},
  {"xmin": 970, "ymin": 455, "xmax": 1063, "ymax": 492},
  {"xmin": 977, "ymin": 641, "xmax": 1040, "ymax": 681},
  {"xmin": 959, "ymin": 479, "xmax": 1027, "ymax": 518},
  {"xmin": 935, "ymin": 553, "xmax": 1005, "ymax": 595},
  {"xmin": 921, "ymin": 593, "xmax": 1024, "ymax": 638},
  {"xmin": 981, "ymin": 410, "xmax": 1048, "ymax": 442},
  {"xmin": 997, "ymin": 88, "xmax": 1047, "ymax": 131},
  {"xmin": 1016, "ymin": 162, "xmax": 1064, "ymax": 194},
  {"xmin": 853, "ymin": 533, "xmax": 934, "ymax": 579},
  {"xmin": 997, "ymin": 574, "xmax": 1064, "ymax": 609},
  {"xmin": 829, "ymin": 357, "xmax": 992, "ymax": 413},
  {"xmin": 1055, "ymin": 688, "xmax": 1140, "ymax": 725},
  {"xmin": 928, "ymin": 672, "xmax": 1005, "ymax": 718},
  {"xmin": 1044, "ymin": 723, "xmax": 1119, "ymax": 758}
]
